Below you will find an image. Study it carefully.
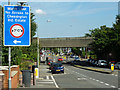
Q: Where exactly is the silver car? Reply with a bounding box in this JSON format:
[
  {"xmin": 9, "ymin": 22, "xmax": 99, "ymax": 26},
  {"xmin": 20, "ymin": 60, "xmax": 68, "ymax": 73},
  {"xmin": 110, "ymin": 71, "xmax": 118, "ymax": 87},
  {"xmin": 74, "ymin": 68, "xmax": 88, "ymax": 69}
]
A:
[
  {"xmin": 115, "ymin": 62, "xmax": 120, "ymax": 69},
  {"xmin": 98, "ymin": 60, "xmax": 107, "ymax": 67}
]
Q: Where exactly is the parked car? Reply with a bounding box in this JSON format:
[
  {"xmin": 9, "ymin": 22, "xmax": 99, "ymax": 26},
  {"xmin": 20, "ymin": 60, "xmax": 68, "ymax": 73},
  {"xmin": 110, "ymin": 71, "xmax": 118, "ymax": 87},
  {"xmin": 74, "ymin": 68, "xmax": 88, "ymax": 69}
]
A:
[
  {"xmin": 70, "ymin": 54, "xmax": 75, "ymax": 58},
  {"xmin": 60, "ymin": 53, "xmax": 64, "ymax": 56},
  {"xmin": 98, "ymin": 60, "xmax": 107, "ymax": 67},
  {"xmin": 87, "ymin": 59, "xmax": 93, "ymax": 65},
  {"xmin": 115, "ymin": 62, "xmax": 120, "ymax": 69},
  {"xmin": 89, "ymin": 59, "xmax": 94, "ymax": 66},
  {"xmin": 90, "ymin": 60, "xmax": 98, "ymax": 67},
  {"xmin": 94, "ymin": 60, "xmax": 98, "ymax": 67},
  {"xmin": 58, "ymin": 58, "xmax": 63, "ymax": 61},
  {"xmin": 70, "ymin": 60, "xmax": 81, "ymax": 65},
  {"xmin": 51, "ymin": 63, "xmax": 64, "ymax": 74},
  {"xmin": 74, "ymin": 57, "xmax": 80, "ymax": 60}
]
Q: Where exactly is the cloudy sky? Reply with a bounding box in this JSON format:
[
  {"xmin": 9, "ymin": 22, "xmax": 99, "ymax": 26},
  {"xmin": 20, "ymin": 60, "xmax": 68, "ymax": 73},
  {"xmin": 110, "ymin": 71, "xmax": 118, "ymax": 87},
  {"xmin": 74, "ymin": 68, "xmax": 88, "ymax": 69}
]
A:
[{"xmin": 1, "ymin": 1, "xmax": 118, "ymax": 38}]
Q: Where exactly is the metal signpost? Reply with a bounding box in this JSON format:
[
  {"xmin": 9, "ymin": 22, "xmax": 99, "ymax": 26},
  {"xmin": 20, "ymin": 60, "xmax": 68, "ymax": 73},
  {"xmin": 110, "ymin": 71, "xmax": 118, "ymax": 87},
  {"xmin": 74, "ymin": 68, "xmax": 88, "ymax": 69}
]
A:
[{"xmin": 4, "ymin": 4, "xmax": 30, "ymax": 89}]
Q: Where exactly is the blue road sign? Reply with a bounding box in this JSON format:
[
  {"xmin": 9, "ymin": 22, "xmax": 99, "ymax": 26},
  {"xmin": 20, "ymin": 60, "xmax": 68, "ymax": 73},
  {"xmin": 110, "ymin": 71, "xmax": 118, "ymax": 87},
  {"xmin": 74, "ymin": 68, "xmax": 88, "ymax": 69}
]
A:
[{"xmin": 4, "ymin": 5, "xmax": 30, "ymax": 46}]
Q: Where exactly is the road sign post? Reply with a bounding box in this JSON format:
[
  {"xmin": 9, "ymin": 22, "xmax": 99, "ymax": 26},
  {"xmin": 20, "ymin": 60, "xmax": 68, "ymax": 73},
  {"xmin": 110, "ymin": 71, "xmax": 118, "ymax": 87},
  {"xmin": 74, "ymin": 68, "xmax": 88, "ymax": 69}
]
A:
[
  {"xmin": 3, "ymin": 5, "xmax": 30, "ymax": 89},
  {"xmin": 8, "ymin": 47, "xmax": 11, "ymax": 89}
]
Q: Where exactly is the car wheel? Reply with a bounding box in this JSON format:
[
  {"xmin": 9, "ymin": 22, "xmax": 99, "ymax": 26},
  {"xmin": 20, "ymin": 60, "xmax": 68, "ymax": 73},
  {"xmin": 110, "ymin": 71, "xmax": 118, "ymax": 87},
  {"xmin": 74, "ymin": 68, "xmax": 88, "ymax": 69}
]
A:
[
  {"xmin": 118, "ymin": 66, "xmax": 120, "ymax": 69},
  {"xmin": 52, "ymin": 71, "xmax": 54, "ymax": 74}
]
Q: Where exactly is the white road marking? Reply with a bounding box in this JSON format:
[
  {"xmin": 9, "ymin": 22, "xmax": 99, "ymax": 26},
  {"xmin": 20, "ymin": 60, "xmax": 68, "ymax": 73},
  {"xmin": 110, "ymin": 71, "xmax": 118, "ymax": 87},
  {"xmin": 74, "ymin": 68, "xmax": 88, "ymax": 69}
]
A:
[
  {"xmin": 37, "ymin": 82, "xmax": 54, "ymax": 84},
  {"xmin": 76, "ymin": 72, "xmax": 79, "ymax": 74},
  {"xmin": 51, "ymin": 75, "xmax": 59, "ymax": 88},
  {"xmin": 111, "ymin": 85, "xmax": 116, "ymax": 88},
  {"xmin": 78, "ymin": 78, "xmax": 87, "ymax": 80},
  {"xmin": 111, "ymin": 74, "xmax": 118, "ymax": 77},
  {"xmin": 46, "ymin": 76, "xmax": 49, "ymax": 80},
  {"xmin": 105, "ymin": 83, "xmax": 110, "ymax": 86},
  {"xmin": 96, "ymin": 80, "xmax": 99, "ymax": 82},
  {"xmin": 100, "ymin": 81, "xmax": 104, "ymax": 84},
  {"xmin": 65, "ymin": 66, "xmax": 116, "ymax": 88},
  {"xmin": 90, "ymin": 78, "xmax": 92, "ymax": 79},
  {"xmin": 41, "ymin": 80, "xmax": 53, "ymax": 81}
]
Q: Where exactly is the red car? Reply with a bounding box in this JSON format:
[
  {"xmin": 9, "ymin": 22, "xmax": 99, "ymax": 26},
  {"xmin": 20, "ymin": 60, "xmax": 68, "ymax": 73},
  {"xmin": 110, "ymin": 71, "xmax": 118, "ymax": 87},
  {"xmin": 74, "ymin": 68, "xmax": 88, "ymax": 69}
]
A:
[
  {"xmin": 58, "ymin": 58, "xmax": 63, "ymax": 61},
  {"xmin": 109, "ymin": 61, "xmax": 117, "ymax": 67},
  {"xmin": 47, "ymin": 59, "xmax": 53, "ymax": 66}
]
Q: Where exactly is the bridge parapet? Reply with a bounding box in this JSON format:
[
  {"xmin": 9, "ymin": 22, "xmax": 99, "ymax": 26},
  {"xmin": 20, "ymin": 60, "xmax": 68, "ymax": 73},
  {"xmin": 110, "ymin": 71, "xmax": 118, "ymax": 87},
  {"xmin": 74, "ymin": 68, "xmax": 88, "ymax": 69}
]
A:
[{"xmin": 33, "ymin": 37, "xmax": 93, "ymax": 48}]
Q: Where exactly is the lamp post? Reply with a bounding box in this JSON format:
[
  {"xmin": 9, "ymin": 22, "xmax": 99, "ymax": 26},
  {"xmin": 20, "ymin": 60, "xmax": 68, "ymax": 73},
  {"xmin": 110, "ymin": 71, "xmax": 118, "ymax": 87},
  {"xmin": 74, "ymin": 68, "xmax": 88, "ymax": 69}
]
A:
[
  {"xmin": 116, "ymin": 18, "xmax": 119, "ymax": 41},
  {"xmin": 37, "ymin": 24, "xmax": 39, "ymax": 78}
]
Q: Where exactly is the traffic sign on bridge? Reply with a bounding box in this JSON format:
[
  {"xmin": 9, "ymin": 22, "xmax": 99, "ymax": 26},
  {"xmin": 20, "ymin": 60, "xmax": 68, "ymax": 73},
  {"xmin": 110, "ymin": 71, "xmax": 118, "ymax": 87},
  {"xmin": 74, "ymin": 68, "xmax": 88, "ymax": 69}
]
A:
[{"xmin": 4, "ymin": 5, "xmax": 30, "ymax": 46}]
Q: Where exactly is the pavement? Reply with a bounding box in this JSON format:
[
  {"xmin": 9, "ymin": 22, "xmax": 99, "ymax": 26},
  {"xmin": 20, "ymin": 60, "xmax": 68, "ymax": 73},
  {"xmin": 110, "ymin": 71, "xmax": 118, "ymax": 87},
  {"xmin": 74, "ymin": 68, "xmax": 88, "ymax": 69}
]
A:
[
  {"xmin": 30, "ymin": 63, "xmax": 57, "ymax": 88},
  {"xmin": 68, "ymin": 57, "xmax": 118, "ymax": 74}
]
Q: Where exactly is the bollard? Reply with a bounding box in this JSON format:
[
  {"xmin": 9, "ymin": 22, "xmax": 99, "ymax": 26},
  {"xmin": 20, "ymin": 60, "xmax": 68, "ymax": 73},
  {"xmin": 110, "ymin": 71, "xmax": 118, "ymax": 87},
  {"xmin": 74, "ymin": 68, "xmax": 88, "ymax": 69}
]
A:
[{"xmin": 32, "ymin": 65, "xmax": 37, "ymax": 85}]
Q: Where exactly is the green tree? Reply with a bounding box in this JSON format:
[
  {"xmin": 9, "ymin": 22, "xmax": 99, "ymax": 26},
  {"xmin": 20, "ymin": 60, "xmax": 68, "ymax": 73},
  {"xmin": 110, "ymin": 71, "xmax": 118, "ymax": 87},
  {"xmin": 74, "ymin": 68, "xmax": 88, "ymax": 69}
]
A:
[
  {"xmin": 86, "ymin": 15, "xmax": 120, "ymax": 61},
  {"xmin": 71, "ymin": 47, "xmax": 82, "ymax": 56},
  {"xmin": 112, "ymin": 15, "xmax": 120, "ymax": 60}
]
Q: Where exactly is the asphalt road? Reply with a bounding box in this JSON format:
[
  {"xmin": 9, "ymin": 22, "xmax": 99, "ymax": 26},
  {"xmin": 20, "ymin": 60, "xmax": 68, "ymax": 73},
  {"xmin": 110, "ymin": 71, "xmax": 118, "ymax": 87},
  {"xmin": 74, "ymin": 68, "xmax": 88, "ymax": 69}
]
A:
[
  {"xmin": 36, "ymin": 54, "xmax": 118, "ymax": 89},
  {"xmin": 52, "ymin": 64, "xmax": 118, "ymax": 88}
]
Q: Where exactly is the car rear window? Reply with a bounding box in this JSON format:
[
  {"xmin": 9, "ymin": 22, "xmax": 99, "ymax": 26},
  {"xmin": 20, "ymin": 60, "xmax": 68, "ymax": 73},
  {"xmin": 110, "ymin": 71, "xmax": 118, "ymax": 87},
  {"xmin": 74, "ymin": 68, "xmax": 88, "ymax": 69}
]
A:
[{"xmin": 54, "ymin": 64, "xmax": 62, "ymax": 67}]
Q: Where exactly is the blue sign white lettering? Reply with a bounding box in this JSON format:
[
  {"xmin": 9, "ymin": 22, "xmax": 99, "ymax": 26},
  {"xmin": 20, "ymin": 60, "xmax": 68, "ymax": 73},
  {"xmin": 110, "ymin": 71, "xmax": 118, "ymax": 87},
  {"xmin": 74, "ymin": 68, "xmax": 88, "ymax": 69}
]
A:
[{"xmin": 4, "ymin": 5, "xmax": 30, "ymax": 46}]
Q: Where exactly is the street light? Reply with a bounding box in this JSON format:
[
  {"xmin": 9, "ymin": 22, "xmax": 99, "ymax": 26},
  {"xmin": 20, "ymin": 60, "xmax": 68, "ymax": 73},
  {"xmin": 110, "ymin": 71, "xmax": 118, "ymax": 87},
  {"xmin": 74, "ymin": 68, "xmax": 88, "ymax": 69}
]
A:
[
  {"xmin": 36, "ymin": 23, "xmax": 40, "ymax": 78},
  {"xmin": 17, "ymin": 1, "xmax": 27, "ymax": 6},
  {"xmin": 116, "ymin": 18, "xmax": 119, "ymax": 41}
]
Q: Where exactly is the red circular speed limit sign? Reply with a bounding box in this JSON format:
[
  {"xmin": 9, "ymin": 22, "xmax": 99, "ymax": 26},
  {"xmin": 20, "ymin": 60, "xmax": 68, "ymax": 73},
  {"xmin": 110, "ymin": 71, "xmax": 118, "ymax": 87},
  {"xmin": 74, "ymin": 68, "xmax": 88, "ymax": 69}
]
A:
[{"xmin": 10, "ymin": 24, "xmax": 24, "ymax": 38}]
